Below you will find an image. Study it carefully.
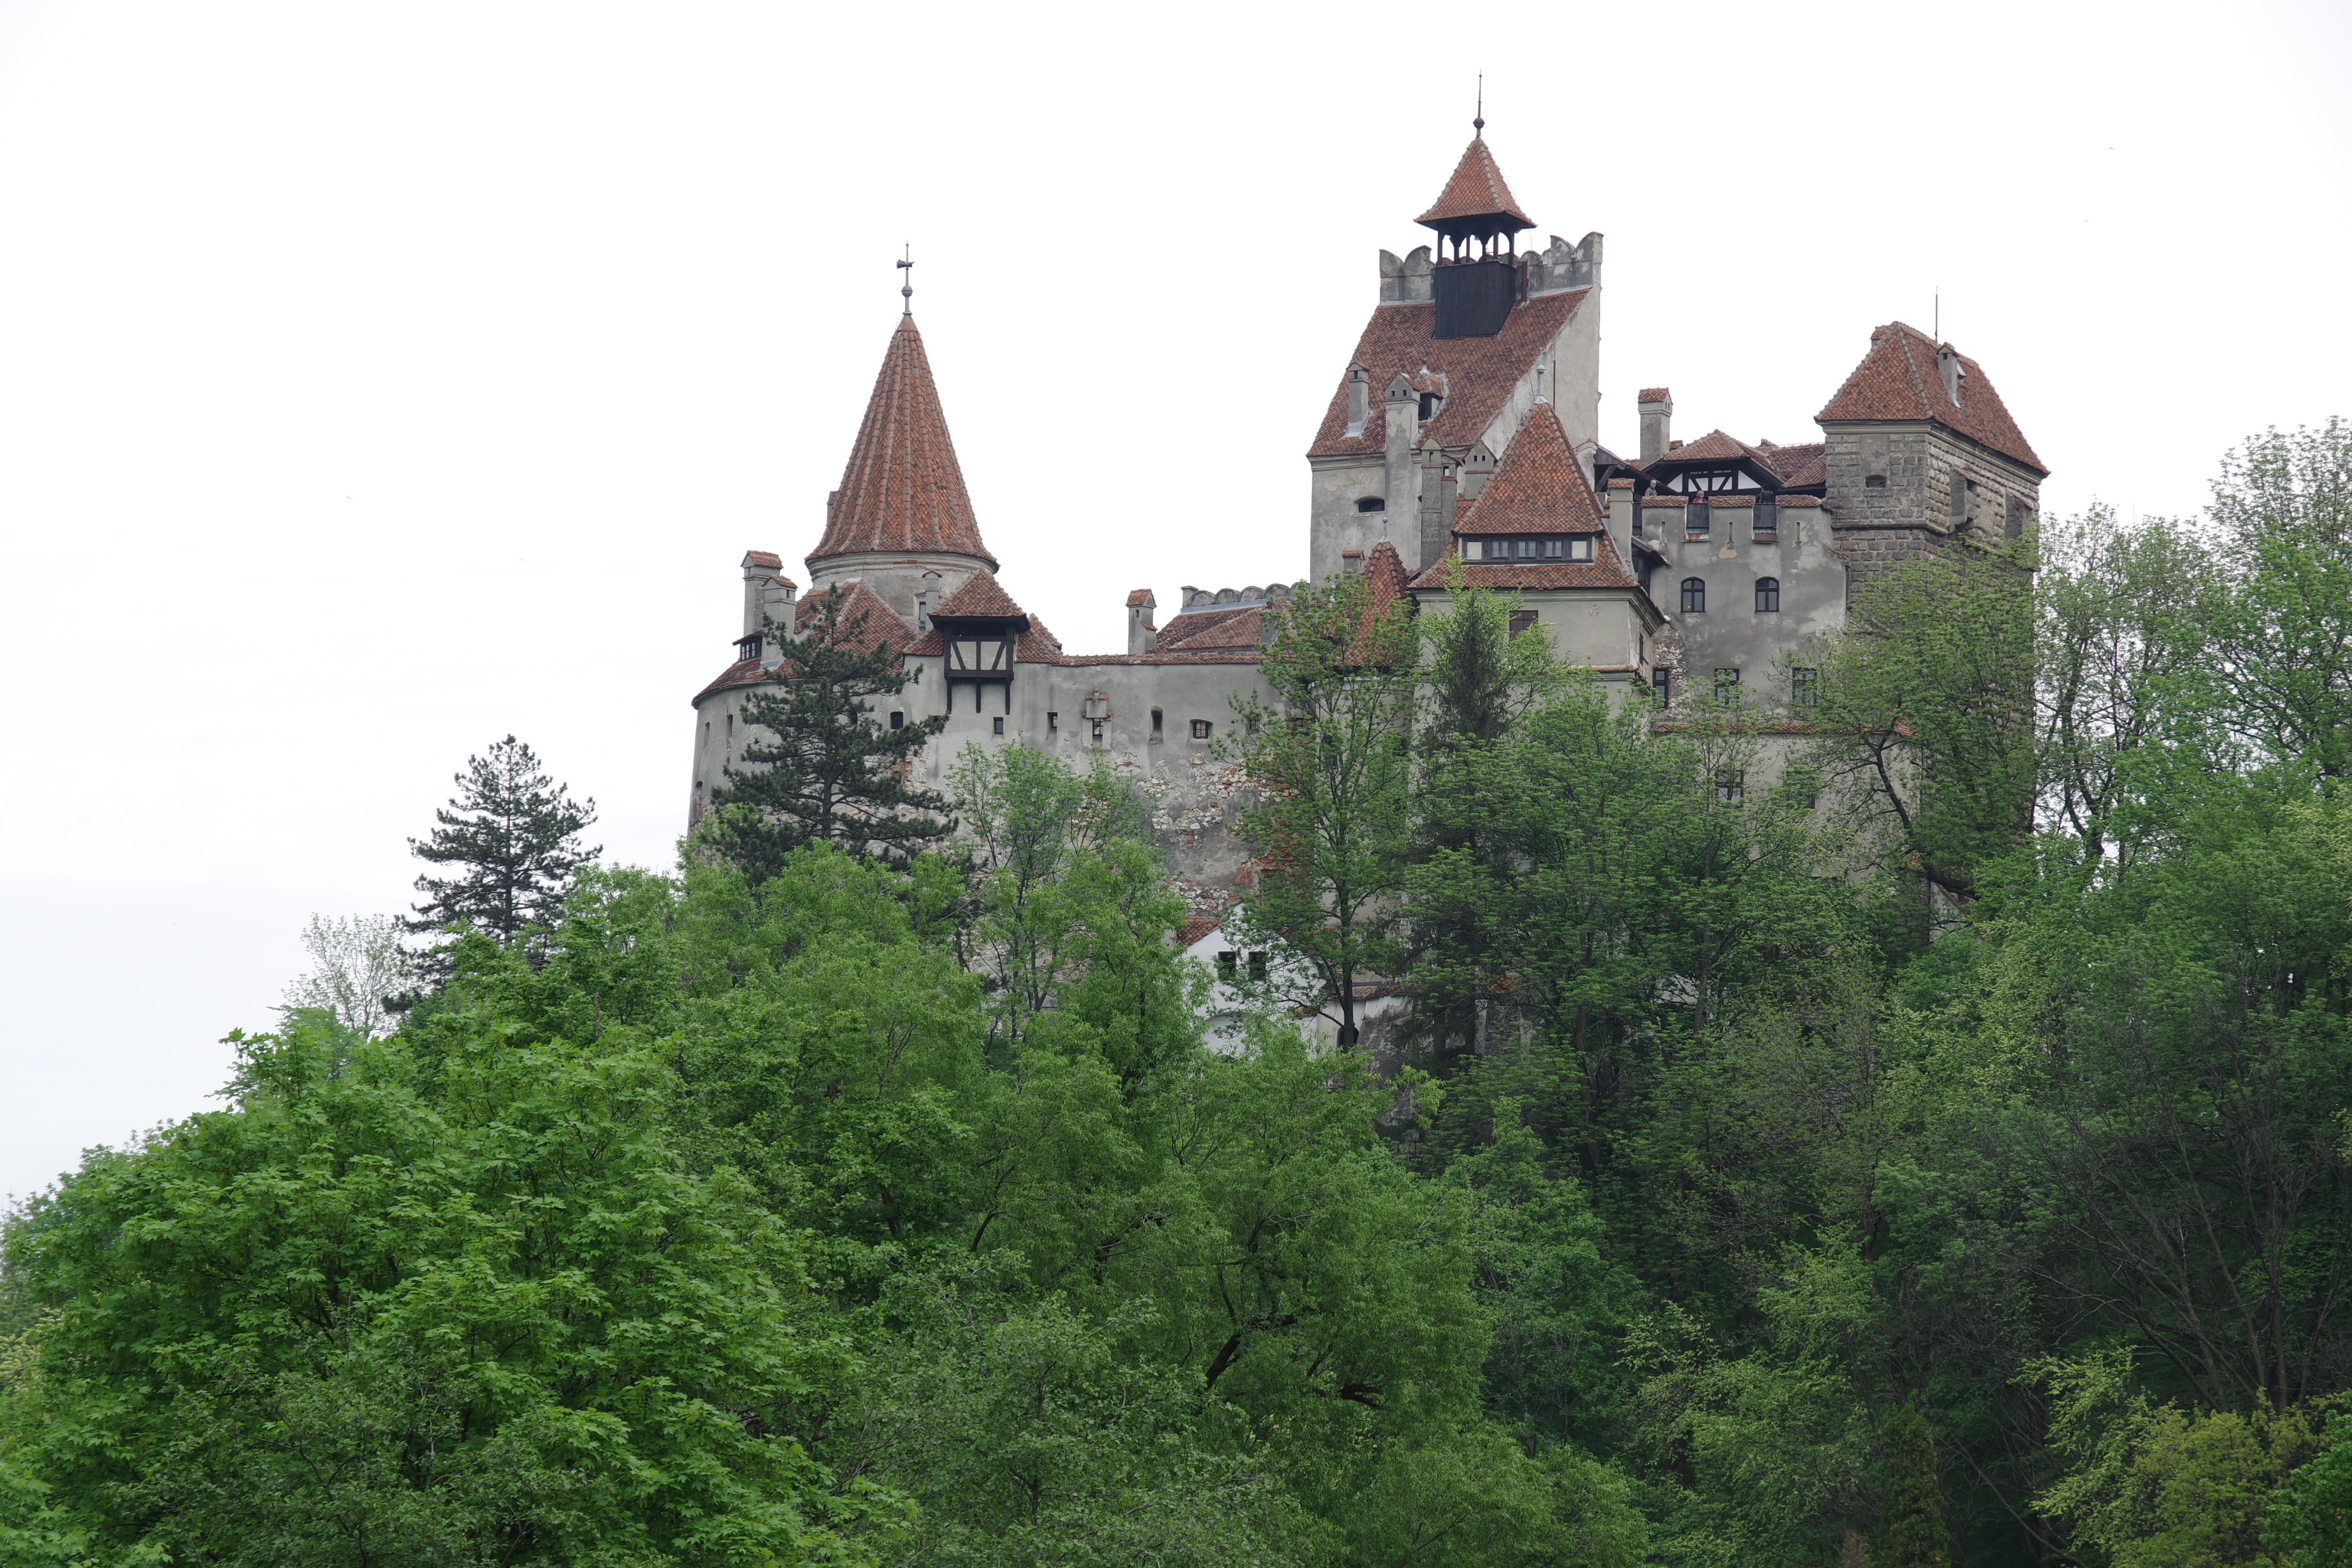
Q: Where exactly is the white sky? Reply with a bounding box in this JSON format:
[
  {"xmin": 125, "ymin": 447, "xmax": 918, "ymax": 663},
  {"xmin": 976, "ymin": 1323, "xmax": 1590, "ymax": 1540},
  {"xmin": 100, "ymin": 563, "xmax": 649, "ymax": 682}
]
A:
[{"xmin": 2, "ymin": 0, "xmax": 2347, "ymax": 1200}]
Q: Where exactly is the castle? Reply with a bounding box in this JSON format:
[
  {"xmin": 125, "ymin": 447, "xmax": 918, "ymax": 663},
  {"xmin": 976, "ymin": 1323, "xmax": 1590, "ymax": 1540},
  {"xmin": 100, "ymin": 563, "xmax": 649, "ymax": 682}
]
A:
[{"xmin": 687, "ymin": 126, "xmax": 2047, "ymax": 914}]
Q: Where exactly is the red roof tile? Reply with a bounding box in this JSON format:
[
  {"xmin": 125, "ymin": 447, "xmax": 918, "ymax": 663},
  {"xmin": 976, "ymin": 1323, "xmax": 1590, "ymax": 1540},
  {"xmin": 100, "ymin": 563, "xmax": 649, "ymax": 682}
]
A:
[
  {"xmin": 1817, "ymin": 322, "xmax": 2045, "ymax": 475},
  {"xmin": 743, "ymin": 550, "xmax": 783, "ymax": 569},
  {"xmin": 1405, "ymin": 556, "xmax": 1642, "ymax": 592},
  {"xmin": 1761, "ymin": 442, "xmax": 1825, "ymax": 484},
  {"xmin": 1178, "ymin": 911, "xmax": 1222, "ymax": 948},
  {"xmin": 1606, "ymin": 478, "xmax": 1635, "ymax": 490},
  {"xmin": 929, "ymin": 572, "xmax": 1030, "ymax": 622},
  {"xmin": 1779, "ymin": 495, "xmax": 1826, "ymax": 508},
  {"xmin": 1455, "ymin": 403, "xmax": 1606, "ymax": 535},
  {"xmin": 1416, "ymin": 135, "xmax": 1534, "ymax": 230},
  {"xmin": 810, "ymin": 315, "xmax": 1001, "ymax": 570},
  {"xmin": 1700, "ymin": 494, "xmax": 1755, "ymax": 508},
  {"xmin": 1124, "ymin": 588, "xmax": 1152, "ymax": 608},
  {"xmin": 795, "ymin": 580, "xmax": 923, "ymax": 652},
  {"xmin": 1155, "ymin": 605, "xmax": 1266, "ymax": 652},
  {"xmin": 1648, "ymin": 428, "xmax": 1755, "ymax": 466},
  {"xmin": 1637, "ymin": 387, "xmax": 1672, "ymax": 404},
  {"xmin": 1307, "ymin": 289, "xmax": 1588, "ymax": 459},
  {"xmin": 1640, "ymin": 496, "xmax": 1688, "ymax": 508}
]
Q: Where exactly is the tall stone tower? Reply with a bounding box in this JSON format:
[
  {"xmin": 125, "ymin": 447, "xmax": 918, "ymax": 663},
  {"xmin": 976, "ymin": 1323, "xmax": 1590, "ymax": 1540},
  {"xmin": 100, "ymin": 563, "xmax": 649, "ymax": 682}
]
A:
[
  {"xmin": 805, "ymin": 312, "xmax": 998, "ymax": 625},
  {"xmin": 1305, "ymin": 128, "xmax": 1604, "ymax": 583}
]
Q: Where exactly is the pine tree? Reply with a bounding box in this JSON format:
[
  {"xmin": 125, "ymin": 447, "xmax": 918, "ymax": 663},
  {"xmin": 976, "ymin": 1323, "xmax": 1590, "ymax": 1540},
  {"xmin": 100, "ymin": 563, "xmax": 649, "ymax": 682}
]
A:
[
  {"xmin": 1878, "ymin": 1406, "xmax": 1952, "ymax": 1568},
  {"xmin": 407, "ymin": 736, "xmax": 598, "ymax": 959},
  {"xmin": 707, "ymin": 586, "xmax": 950, "ymax": 880}
]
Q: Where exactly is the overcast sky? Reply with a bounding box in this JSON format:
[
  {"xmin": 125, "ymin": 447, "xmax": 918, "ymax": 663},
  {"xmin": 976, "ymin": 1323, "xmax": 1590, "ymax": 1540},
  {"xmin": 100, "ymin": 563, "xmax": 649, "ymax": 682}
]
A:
[{"xmin": 2, "ymin": 0, "xmax": 2347, "ymax": 1200}]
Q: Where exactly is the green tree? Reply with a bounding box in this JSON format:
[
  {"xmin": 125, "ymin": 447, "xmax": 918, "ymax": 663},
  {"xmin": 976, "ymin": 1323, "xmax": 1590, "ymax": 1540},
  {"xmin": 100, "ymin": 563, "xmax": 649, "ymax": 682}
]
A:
[
  {"xmin": 1879, "ymin": 1406, "xmax": 1951, "ymax": 1568},
  {"xmin": 710, "ymin": 585, "xmax": 951, "ymax": 879},
  {"xmin": 0, "ymin": 1010, "xmax": 894, "ymax": 1565},
  {"xmin": 1805, "ymin": 539, "xmax": 2035, "ymax": 916},
  {"xmin": 2211, "ymin": 420, "xmax": 2352, "ymax": 777},
  {"xmin": 406, "ymin": 733, "xmax": 598, "ymax": 961},
  {"xmin": 2271, "ymin": 1408, "xmax": 2352, "ymax": 1567},
  {"xmin": 1223, "ymin": 567, "xmax": 1418, "ymax": 1045}
]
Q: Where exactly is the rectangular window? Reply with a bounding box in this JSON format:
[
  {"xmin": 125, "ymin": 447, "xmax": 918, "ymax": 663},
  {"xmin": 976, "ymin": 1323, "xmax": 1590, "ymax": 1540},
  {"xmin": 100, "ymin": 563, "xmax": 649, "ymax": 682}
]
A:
[
  {"xmin": 1151, "ymin": 707, "xmax": 1163, "ymax": 740},
  {"xmin": 1247, "ymin": 952, "xmax": 1269, "ymax": 982},
  {"xmin": 1687, "ymin": 499, "xmax": 1710, "ymax": 537},
  {"xmin": 992, "ymin": 717, "xmax": 1004, "ymax": 736},
  {"xmin": 1216, "ymin": 950, "xmax": 1236, "ymax": 978},
  {"xmin": 1191, "ymin": 719, "xmax": 1214, "ymax": 740},
  {"xmin": 1713, "ymin": 668, "xmax": 1741, "ymax": 705},
  {"xmin": 1756, "ymin": 497, "xmax": 1779, "ymax": 535},
  {"xmin": 1716, "ymin": 769, "xmax": 1745, "ymax": 803},
  {"xmin": 1651, "ymin": 667, "xmax": 1671, "ymax": 704},
  {"xmin": 1791, "ymin": 668, "xmax": 1818, "ymax": 709},
  {"xmin": 1047, "ymin": 711, "xmax": 1058, "ymax": 731},
  {"xmin": 1090, "ymin": 719, "xmax": 1104, "ymax": 744},
  {"xmin": 1540, "ymin": 537, "xmax": 1562, "ymax": 557},
  {"xmin": 1509, "ymin": 609, "xmax": 1537, "ymax": 639},
  {"xmin": 1567, "ymin": 535, "xmax": 1595, "ymax": 562},
  {"xmin": 889, "ymin": 711, "xmax": 904, "ymax": 730}
]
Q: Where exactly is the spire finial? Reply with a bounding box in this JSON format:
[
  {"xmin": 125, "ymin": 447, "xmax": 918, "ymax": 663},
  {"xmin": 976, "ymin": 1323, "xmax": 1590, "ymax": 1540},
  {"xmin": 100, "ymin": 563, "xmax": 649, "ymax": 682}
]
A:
[
  {"xmin": 897, "ymin": 244, "xmax": 914, "ymax": 316},
  {"xmin": 1473, "ymin": 74, "xmax": 1484, "ymax": 133}
]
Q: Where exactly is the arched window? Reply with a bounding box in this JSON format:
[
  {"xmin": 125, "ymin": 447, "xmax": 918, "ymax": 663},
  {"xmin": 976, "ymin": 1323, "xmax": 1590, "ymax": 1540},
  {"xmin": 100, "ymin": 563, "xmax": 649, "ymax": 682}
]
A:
[
  {"xmin": 1354, "ymin": 496, "xmax": 1386, "ymax": 514},
  {"xmin": 1755, "ymin": 577, "xmax": 1781, "ymax": 612},
  {"xmin": 1680, "ymin": 577, "xmax": 1707, "ymax": 614}
]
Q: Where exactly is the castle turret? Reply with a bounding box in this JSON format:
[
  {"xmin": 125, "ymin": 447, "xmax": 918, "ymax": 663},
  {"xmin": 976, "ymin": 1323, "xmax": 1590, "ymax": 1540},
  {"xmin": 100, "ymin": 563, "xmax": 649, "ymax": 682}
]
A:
[
  {"xmin": 1416, "ymin": 126, "xmax": 1534, "ymax": 340},
  {"xmin": 805, "ymin": 312, "xmax": 998, "ymax": 621}
]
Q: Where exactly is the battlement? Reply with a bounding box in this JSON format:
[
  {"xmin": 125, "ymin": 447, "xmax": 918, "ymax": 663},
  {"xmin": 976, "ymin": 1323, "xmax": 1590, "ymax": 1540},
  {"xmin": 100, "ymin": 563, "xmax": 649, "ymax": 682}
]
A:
[
  {"xmin": 1174, "ymin": 583, "xmax": 1300, "ymax": 614},
  {"xmin": 1377, "ymin": 233, "xmax": 1600, "ymax": 305}
]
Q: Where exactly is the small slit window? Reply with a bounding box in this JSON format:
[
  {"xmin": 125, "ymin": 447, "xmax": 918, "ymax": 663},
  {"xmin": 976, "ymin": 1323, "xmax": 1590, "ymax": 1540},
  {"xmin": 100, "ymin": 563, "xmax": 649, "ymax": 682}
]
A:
[
  {"xmin": 1755, "ymin": 577, "xmax": 1781, "ymax": 612},
  {"xmin": 1354, "ymin": 496, "xmax": 1386, "ymax": 513},
  {"xmin": 1191, "ymin": 719, "xmax": 1214, "ymax": 740},
  {"xmin": 889, "ymin": 711, "xmax": 905, "ymax": 730},
  {"xmin": 992, "ymin": 717, "xmax": 1004, "ymax": 736},
  {"xmin": 1680, "ymin": 577, "xmax": 1707, "ymax": 613}
]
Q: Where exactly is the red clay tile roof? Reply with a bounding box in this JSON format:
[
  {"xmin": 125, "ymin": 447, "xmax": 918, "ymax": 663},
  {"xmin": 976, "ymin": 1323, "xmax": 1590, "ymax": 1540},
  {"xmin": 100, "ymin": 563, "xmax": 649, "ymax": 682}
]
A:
[
  {"xmin": 795, "ymin": 580, "xmax": 923, "ymax": 652},
  {"xmin": 1308, "ymin": 289, "xmax": 1588, "ymax": 459},
  {"xmin": 1124, "ymin": 589, "xmax": 1153, "ymax": 608},
  {"xmin": 1817, "ymin": 322, "xmax": 2046, "ymax": 475},
  {"xmin": 1779, "ymin": 495, "xmax": 1826, "ymax": 508},
  {"xmin": 1779, "ymin": 453, "xmax": 1828, "ymax": 487},
  {"xmin": 1637, "ymin": 387, "xmax": 1672, "ymax": 404},
  {"xmin": 809, "ymin": 315, "xmax": 1000, "ymax": 570},
  {"xmin": 1405, "ymin": 556, "xmax": 1641, "ymax": 592},
  {"xmin": 929, "ymin": 572, "xmax": 1030, "ymax": 622},
  {"xmin": 1416, "ymin": 136, "xmax": 1534, "ymax": 230},
  {"xmin": 692, "ymin": 658, "xmax": 763, "ymax": 705},
  {"xmin": 743, "ymin": 550, "xmax": 783, "ymax": 569},
  {"xmin": 1700, "ymin": 494, "xmax": 1755, "ymax": 508},
  {"xmin": 1606, "ymin": 478, "xmax": 1635, "ymax": 490},
  {"xmin": 1761, "ymin": 442, "xmax": 1825, "ymax": 484},
  {"xmin": 1178, "ymin": 911, "xmax": 1222, "ymax": 948},
  {"xmin": 1455, "ymin": 403, "xmax": 1606, "ymax": 535},
  {"xmin": 1155, "ymin": 605, "xmax": 1266, "ymax": 652},
  {"xmin": 1648, "ymin": 428, "xmax": 1755, "ymax": 466},
  {"xmin": 1640, "ymin": 496, "xmax": 1688, "ymax": 508}
]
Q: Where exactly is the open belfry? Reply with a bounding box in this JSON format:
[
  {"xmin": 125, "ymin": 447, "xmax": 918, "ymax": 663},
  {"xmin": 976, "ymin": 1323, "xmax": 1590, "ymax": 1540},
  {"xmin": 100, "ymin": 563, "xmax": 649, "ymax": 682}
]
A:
[{"xmin": 688, "ymin": 122, "xmax": 2046, "ymax": 907}]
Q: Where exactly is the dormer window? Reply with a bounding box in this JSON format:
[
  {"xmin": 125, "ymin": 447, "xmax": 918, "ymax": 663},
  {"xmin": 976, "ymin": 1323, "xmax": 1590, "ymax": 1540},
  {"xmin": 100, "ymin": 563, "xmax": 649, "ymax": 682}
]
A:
[
  {"xmin": 734, "ymin": 634, "xmax": 763, "ymax": 662},
  {"xmin": 1419, "ymin": 392, "xmax": 1442, "ymax": 421},
  {"xmin": 1473, "ymin": 534, "xmax": 1598, "ymax": 562},
  {"xmin": 1354, "ymin": 496, "xmax": 1386, "ymax": 514}
]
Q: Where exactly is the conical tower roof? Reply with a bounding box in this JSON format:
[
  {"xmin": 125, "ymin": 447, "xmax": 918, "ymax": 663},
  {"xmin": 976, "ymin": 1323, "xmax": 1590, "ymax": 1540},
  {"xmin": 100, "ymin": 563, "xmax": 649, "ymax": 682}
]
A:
[
  {"xmin": 809, "ymin": 315, "xmax": 998, "ymax": 570},
  {"xmin": 1416, "ymin": 134, "xmax": 1534, "ymax": 233}
]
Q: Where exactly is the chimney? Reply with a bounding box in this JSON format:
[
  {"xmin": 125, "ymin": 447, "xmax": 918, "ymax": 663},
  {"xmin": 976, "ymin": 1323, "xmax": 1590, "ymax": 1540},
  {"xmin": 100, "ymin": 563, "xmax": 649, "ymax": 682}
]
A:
[
  {"xmin": 1418, "ymin": 437, "xmax": 1456, "ymax": 572},
  {"xmin": 1340, "ymin": 549, "xmax": 1365, "ymax": 576},
  {"xmin": 1383, "ymin": 374, "xmax": 1417, "ymax": 554},
  {"xmin": 1638, "ymin": 389, "xmax": 1673, "ymax": 467},
  {"xmin": 1937, "ymin": 344, "xmax": 1965, "ymax": 405},
  {"xmin": 1125, "ymin": 589, "xmax": 1158, "ymax": 655},
  {"xmin": 760, "ymin": 573, "xmax": 798, "ymax": 665},
  {"xmin": 741, "ymin": 551, "xmax": 780, "ymax": 639},
  {"xmin": 1344, "ymin": 364, "xmax": 1370, "ymax": 437},
  {"xmin": 1459, "ymin": 441, "xmax": 1497, "ymax": 502},
  {"xmin": 1606, "ymin": 482, "xmax": 1634, "ymax": 560},
  {"xmin": 916, "ymin": 570, "xmax": 942, "ymax": 632}
]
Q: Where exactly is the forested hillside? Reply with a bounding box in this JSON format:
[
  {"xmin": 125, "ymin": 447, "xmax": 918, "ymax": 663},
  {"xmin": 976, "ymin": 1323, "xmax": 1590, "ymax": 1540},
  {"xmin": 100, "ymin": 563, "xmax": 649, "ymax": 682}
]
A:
[{"xmin": 5, "ymin": 425, "xmax": 2350, "ymax": 1566}]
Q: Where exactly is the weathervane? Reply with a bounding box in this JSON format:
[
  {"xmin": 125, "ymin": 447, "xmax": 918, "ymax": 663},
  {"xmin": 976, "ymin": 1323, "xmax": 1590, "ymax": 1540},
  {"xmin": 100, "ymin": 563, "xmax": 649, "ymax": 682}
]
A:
[{"xmin": 897, "ymin": 244, "xmax": 914, "ymax": 315}]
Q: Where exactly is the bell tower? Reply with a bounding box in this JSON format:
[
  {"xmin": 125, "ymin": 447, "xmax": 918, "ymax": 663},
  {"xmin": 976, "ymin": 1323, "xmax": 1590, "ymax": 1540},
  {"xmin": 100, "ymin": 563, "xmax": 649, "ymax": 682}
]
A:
[{"xmin": 1416, "ymin": 119, "xmax": 1534, "ymax": 339}]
